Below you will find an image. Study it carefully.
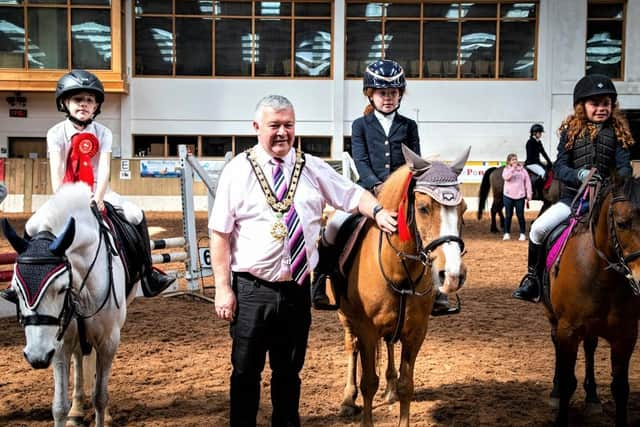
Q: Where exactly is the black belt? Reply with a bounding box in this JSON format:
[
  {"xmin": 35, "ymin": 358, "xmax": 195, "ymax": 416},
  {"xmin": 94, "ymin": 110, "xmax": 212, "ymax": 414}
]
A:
[{"xmin": 234, "ymin": 271, "xmax": 307, "ymax": 287}]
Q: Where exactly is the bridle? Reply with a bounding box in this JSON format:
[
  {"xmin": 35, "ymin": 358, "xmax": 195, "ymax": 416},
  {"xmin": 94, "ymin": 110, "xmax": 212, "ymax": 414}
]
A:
[
  {"xmin": 15, "ymin": 209, "xmax": 120, "ymax": 345},
  {"xmin": 591, "ymin": 191, "xmax": 640, "ymax": 296},
  {"xmin": 378, "ymin": 185, "xmax": 465, "ymax": 343}
]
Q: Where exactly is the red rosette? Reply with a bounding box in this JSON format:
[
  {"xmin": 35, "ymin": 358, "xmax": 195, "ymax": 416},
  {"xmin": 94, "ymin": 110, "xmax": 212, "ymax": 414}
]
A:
[{"xmin": 71, "ymin": 132, "xmax": 99, "ymax": 158}]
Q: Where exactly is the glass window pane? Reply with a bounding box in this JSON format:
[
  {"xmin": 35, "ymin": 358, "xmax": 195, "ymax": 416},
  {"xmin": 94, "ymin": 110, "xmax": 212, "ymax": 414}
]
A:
[
  {"xmin": 176, "ymin": 18, "xmax": 212, "ymax": 75},
  {"xmin": 255, "ymin": 19, "xmax": 291, "ymax": 76},
  {"xmin": 28, "ymin": 8, "xmax": 67, "ymax": 69},
  {"xmin": 72, "ymin": 9, "xmax": 112, "ymax": 70},
  {"xmin": 294, "ymin": 19, "xmax": 330, "ymax": 77},
  {"xmin": 135, "ymin": 0, "xmax": 172, "ymax": 14},
  {"xmin": 588, "ymin": 3, "xmax": 624, "ymax": 19},
  {"xmin": 295, "ymin": 2, "xmax": 331, "ymax": 17},
  {"xmin": 176, "ymin": 0, "xmax": 214, "ymax": 15},
  {"xmin": 385, "ymin": 21, "xmax": 419, "ymax": 77},
  {"xmin": 586, "ymin": 21, "xmax": 622, "ymax": 79},
  {"xmin": 215, "ymin": 18, "xmax": 252, "ymax": 76},
  {"xmin": 0, "ymin": 8, "xmax": 25, "ymax": 68},
  {"xmin": 462, "ymin": 3, "xmax": 497, "ymax": 18},
  {"xmin": 72, "ymin": 0, "xmax": 111, "ymax": 5},
  {"xmin": 501, "ymin": 3, "xmax": 536, "ymax": 19},
  {"xmin": 236, "ymin": 136, "xmax": 256, "ymax": 154},
  {"xmin": 460, "ymin": 21, "xmax": 496, "ymax": 78},
  {"xmin": 256, "ymin": 1, "xmax": 291, "ymax": 16},
  {"xmin": 28, "ymin": 0, "xmax": 66, "ymax": 4},
  {"xmin": 134, "ymin": 135, "xmax": 164, "ymax": 157},
  {"xmin": 424, "ymin": 3, "xmax": 456, "ymax": 18},
  {"xmin": 214, "ymin": 1, "xmax": 252, "ymax": 15},
  {"xmin": 301, "ymin": 136, "xmax": 330, "ymax": 157},
  {"xmin": 346, "ymin": 20, "xmax": 382, "ymax": 77},
  {"xmin": 347, "ymin": 3, "xmax": 384, "ymax": 18},
  {"xmin": 499, "ymin": 21, "xmax": 535, "ymax": 78},
  {"xmin": 202, "ymin": 136, "xmax": 232, "ymax": 156},
  {"xmin": 423, "ymin": 21, "xmax": 458, "ymax": 78},
  {"xmin": 135, "ymin": 17, "xmax": 173, "ymax": 75},
  {"xmin": 386, "ymin": 4, "xmax": 419, "ymax": 18}
]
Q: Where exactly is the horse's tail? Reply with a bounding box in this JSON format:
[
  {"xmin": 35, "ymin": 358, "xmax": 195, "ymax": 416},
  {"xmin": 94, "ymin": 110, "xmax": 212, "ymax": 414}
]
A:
[{"xmin": 477, "ymin": 166, "xmax": 497, "ymax": 220}]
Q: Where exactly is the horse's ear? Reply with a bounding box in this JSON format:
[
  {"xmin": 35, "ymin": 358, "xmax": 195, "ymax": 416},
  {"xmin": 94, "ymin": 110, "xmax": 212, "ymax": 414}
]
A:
[
  {"xmin": 402, "ymin": 144, "xmax": 431, "ymax": 173},
  {"xmin": 449, "ymin": 146, "xmax": 472, "ymax": 176},
  {"xmin": 49, "ymin": 217, "xmax": 76, "ymax": 256},
  {"xmin": 1, "ymin": 218, "xmax": 28, "ymax": 254}
]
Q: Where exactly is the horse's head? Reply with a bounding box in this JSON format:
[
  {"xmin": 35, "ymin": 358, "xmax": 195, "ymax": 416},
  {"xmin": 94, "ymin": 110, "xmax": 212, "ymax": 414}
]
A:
[
  {"xmin": 2, "ymin": 218, "xmax": 76, "ymax": 369},
  {"xmin": 379, "ymin": 145, "xmax": 470, "ymax": 295},
  {"xmin": 596, "ymin": 176, "xmax": 640, "ymax": 296}
]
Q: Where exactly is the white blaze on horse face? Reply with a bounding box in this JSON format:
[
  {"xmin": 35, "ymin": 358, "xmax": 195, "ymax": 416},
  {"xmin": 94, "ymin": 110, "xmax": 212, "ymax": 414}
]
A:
[{"xmin": 438, "ymin": 204, "xmax": 464, "ymax": 294}]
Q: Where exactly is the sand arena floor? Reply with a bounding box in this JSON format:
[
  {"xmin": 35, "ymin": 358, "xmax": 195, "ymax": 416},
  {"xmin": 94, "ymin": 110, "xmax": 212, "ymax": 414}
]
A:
[{"xmin": 0, "ymin": 211, "xmax": 638, "ymax": 426}]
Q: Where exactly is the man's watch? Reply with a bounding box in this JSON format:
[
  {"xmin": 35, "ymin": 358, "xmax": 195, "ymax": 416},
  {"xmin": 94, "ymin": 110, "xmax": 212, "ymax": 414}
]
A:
[{"xmin": 372, "ymin": 204, "xmax": 383, "ymax": 219}]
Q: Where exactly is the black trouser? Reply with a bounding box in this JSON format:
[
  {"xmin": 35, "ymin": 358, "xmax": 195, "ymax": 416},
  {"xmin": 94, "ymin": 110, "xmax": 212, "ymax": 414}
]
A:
[
  {"xmin": 503, "ymin": 195, "xmax": 526, "ymax": 234},
  {"xmin": 230, "ymin": 272, "xmax": 311, "ymax": 427}
]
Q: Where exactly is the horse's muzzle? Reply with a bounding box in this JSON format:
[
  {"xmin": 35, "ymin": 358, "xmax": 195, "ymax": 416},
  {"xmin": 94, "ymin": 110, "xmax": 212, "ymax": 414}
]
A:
[
  {"xmin": 24, "ymin": 348, "xmax": 54, "ymax": 369},
  {"xmin": 438, "ymin": 267, "xmax": 467, "ymax": 294}
]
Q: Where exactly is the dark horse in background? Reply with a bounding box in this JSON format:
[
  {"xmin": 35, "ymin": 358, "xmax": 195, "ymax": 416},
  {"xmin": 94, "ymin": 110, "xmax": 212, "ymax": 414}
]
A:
[
  {"xmin": 543, "ymin": 176, "xmax": 640, "ymax": 426},
  {"xmin": 477, "ymin": 165, "xmax": 560, "ymax": 232}
]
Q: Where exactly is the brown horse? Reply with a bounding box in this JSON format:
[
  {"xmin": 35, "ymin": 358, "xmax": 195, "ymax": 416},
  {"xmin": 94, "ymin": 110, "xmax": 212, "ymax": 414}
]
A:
[
  {"xmin": 337, "ymin": 145, "xmax": 469, "ymax": 426},
  {"xmin": 477, "ymin": 165, "xmax": 560, "ymax": 232},
  {"xmin": 544, "ymin": 176, "xmax": 640, "ymax": 426}
]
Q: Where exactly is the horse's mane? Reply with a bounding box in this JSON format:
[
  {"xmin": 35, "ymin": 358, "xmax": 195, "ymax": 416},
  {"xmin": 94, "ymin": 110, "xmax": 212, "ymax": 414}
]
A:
[
  {"xmin": 377, "ymin": 165, "xmax": 412, "ymax": 209},
  {"xmin": 26, "ymin": 183, "xmax": 94, "ymax": 237}
]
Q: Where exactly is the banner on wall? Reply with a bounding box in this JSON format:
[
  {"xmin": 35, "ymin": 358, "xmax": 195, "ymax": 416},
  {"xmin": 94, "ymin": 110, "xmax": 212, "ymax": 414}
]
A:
[
  {"xmin": 140, "ymin": 160, "xmax": 181, "ymax": 178},
  {"xmin": 458, "ymin": 161, "xmax": 505, "ymax": 183}
]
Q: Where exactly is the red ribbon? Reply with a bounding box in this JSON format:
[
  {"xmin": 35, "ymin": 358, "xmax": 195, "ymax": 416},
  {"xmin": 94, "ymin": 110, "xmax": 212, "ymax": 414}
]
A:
[
  {"xmin": 63, "ymin": 132, "xmax": 99, "ymax": 188},
  {"xmin": 397, "ymin": 171, "xmax": 414, "ymax": 242}
]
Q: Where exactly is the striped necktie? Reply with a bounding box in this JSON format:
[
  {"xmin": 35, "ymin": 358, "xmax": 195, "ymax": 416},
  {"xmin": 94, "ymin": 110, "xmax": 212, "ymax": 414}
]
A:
[{"xmin": 273, "ymin": 157, "xmax": 309, "ymax": 285}]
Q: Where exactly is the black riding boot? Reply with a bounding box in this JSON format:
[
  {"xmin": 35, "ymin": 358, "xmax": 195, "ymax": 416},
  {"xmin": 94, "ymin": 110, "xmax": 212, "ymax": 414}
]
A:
[
  {"xmin": 311, "ymin": 243, "xmax": 338, "ymax": 310},
  {"xmin": 512, "ymin": 241, "xmax": 542, "ymax": 302},
  {"xmin": 136, "ymin": 213, "xmax": 176, "ymax": 297},
  {"xmin": 431, "ymin": 289, "xmax": 459, "ymax": 316},
  {"xmin": 0, "ymin": 287, "xmax": 17, "ymax": 305}
]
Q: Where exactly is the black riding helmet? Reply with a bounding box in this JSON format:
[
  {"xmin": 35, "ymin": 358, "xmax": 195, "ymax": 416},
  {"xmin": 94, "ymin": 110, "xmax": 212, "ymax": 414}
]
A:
[
  {"xmin": 55, "ymin": 70, "xmax": 105, "ymax": 123},
  {"xmin": 530, "ymin": 123, "xmax": 544, "ymax": 134},
  {"xmin": 573, "ymin": 74, "xmax": 617, "ymax": 106}
]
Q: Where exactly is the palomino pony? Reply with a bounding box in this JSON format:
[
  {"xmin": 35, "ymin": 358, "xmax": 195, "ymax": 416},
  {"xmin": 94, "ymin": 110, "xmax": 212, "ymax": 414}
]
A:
[
  {"xmin": 2, "ymin": 183, "xmax": 136, "ymax": 427},
  {"xmin": 477, "ymin": 165, "xmax": 559, "ymax": 232},
  {"xmin": 544, "ymin": 176, "xmax": 640, "ymax": 426},
  {"xmin": 337, "ymin": 145, "xmax": 469, "ymax": 426}
]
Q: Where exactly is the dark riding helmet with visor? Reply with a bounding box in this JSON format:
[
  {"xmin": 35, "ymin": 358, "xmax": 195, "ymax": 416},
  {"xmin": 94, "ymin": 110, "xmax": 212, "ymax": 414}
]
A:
[
  {"xmin": 573, "ymin": 74, "xmax": 617, "ymax": 106},
  {"xmin": 363, "ymin": 59, "xmax": 406, "ymax": 115},
  {"xmin": 530, "ymin": 123, "xmax": 544, "ymax": 134},
  {"xmin": 55, "ymin": 70, "xmax": 105, "ymax": 126}
]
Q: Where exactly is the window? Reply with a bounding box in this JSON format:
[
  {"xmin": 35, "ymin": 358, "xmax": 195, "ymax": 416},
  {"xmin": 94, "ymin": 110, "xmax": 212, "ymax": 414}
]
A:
[
  {"xmin": 346, "ymin": 1, "xmax": 538, "ymax": 79},
  {"xmin": 134, "ymin": 134, "xmax": 332, "ymax": 158},
  {"xmin": 134, "ymin": 0, "xmax": 332, "ymax": 78},
  {"xmin": 586, "ymin": 1, "xmax": 625, "ymax": 79},
  {"xmin": 0, "ymin": 1, "xmax": 125, "ymax": 92}
]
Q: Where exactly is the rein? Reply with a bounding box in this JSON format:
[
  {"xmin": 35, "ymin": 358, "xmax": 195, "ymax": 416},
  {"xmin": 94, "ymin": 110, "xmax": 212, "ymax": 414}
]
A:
[
  {"xmin": 590, "ymin": 191, "xmax": 640, "ymax": 296},
  {"xmin": 377, "ymin": 185, "xmax": 465, "ymax": 343},
  {"xmin": 16, "ymin": 205, "xmax": 121, "ymax": 346}
]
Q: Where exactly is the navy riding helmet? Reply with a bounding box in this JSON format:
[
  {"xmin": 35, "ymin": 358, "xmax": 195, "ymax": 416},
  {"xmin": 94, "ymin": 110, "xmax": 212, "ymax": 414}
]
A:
[
  {"xmin": 363, "ymin": 59, "xmax": 406, "ymax": 92},
  {"xmin": 55, "ymin": 69, "xmax": 105, "ymax": 117}
]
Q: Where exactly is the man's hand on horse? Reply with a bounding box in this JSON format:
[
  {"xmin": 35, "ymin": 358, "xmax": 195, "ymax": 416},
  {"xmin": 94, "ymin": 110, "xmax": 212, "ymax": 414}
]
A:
[
  {"xmin": 92, "ymin": 196, "xmax": 105, "ymax": 212},
  {"xmin": 215, "ymin": 285, "xmax": 236, "ymax": 322},
  {"xmin": 375, "ymin": 208, "xmax": 397, "ymax": 234}
]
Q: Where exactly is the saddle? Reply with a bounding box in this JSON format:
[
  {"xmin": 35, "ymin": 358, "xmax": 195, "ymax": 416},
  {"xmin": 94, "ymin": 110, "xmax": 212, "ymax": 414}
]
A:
[
  {"xmin": 97, "ymin": 202, "xmax": 144, "ymax": 297},
  {"xmin": 324, "ymin": 214, "xmax": 371, "ymax": 300}
]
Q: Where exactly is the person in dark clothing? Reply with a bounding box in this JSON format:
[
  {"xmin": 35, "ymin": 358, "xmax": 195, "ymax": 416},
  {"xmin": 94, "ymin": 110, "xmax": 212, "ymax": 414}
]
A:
[
  {"xmin": 312, "ymin": 59, "xmax": 456, "ymax": 316},
  {"xmin": 524, "ymin": 123, "xmax": 553, "ymax": 199},
  {"xmin": 512, "ymin": 74, "xmax": 635, "ymax": 303}
]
